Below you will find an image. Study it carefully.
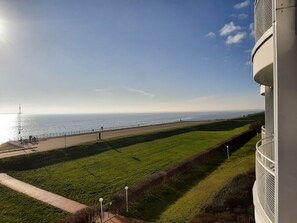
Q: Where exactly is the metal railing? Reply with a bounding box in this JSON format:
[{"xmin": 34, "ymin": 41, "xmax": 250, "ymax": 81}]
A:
[
  {"xmin": 17, "ymin": 128, "xmax": 103, "ymax": 143},
  {"xmin": 17, "ymin": 119, "xmax": 188, "ymax": 142},
  {"xmin": 255, "ymin": 136, "xmax": 275, "ymax": 222},
  {"xmin": 255, "ymin": 0, "xmax": 273, "ymax": 41}
]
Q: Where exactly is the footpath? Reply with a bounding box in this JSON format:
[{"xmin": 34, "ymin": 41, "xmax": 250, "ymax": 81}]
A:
[{"xmin": 0, "ymin": 173, "xmax": 122, "ymax": 222}]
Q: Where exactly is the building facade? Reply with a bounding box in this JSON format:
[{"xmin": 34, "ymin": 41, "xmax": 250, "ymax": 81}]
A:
[{"xmin": 252, "ymin": 0, "xmax": 297, "ymax": 223}]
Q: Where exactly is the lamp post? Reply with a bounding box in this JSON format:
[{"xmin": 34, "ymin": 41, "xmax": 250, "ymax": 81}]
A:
[
  {"xmin": 125, "ymin": 186, "xmax": 129, "ymax": 212},
  {"xmin": 226, "ymin": 146, "xmax": 230, "ymax": 159},
  {"xmin": 99, "ymin": 198, "xmax": 104, "ymax": 223},
  {"xmin": 108, "ymin": 201, "xmax": 113, "ymax": 218}
]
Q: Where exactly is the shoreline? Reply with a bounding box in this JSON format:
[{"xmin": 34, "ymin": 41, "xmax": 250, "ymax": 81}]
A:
[
  {"xmin": 1, "ymin": 110, "xmax": 261, "ymax": 145},
  {"xmin": 1, "ymin": 120, "xmax": 211, "ymax": 159},
  {"xmin": 20, "ymin": 120, "xmax": 213, "ymax": 141}
]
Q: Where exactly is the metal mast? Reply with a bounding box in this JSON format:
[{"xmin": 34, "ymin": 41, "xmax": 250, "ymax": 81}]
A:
[{"xmin": 17, "ymin": 104, "xmax": 22, "ymax": 141}]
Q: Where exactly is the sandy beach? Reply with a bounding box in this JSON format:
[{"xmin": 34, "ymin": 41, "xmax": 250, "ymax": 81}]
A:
[{"xmin": 1, "ymin": 120, "xmax": 209, "ymax": 159}]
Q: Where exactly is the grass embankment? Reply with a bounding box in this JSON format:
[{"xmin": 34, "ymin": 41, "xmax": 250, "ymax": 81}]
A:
[
  {"xmin": 157, "ymin": 137, "xmax": 256, "ymax": 223},
  {"xmin": 0, "ymin": 143, "xmax": 18, "ymax": 151},
  {"xmin": 193, "ymin": 171, "xmax": 255, "ymax": 223},
  {"xmin": 0, "ymin": 185, "xmax": 66, "ymax": 223},
  {"xmin": 126, "ymin": 137, "xmax": 256, "ymax": 222},
  {"xmin": 8, "ymin": 122, "xmax": 251, "ymax": 206},
  {"xmin": 0, "ymin": 117, "xmax": 259, "ymax": 172}
]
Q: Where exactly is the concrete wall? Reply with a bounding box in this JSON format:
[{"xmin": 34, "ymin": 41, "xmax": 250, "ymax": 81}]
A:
[{"xmin": 274, "ymin": 0, "xmax": 297, "ymax": 222}]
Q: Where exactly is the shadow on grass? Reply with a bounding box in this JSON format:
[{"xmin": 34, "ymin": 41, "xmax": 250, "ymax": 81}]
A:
[
  {"xmin": 192, "ymin": 170, "xmax": 255, "ymax": 223},
  {"xmin": 125, "ymin": 153, "xmax": 227, "ymax": 222},
  {"xmin": 0, "ymin": 113, "xmax": 263, "ymax": 172}
]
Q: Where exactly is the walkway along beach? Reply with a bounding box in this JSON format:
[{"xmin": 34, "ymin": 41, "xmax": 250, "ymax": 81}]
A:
[{"xmin": 1, "ymin": 121, "xmax": 208, "ymax": 159}]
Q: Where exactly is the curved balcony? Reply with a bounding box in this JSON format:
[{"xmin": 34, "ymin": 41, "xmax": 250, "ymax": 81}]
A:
[
  {"xmin": 254, "ymin": 136, "xmax": 275, "ymax": 223},
  {"xmin": 254, "ymin": 0, "xmax": 272, "ymax": 42},
  {"xmin": 261, "ymin": 126, "xmax": 266, "ymax": 139},
  {"xmin": 252, "ymin": 28, "xmax": 273, "ymax": 86}
]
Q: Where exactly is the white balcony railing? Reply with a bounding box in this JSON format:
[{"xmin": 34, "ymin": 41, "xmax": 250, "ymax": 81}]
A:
[
  {"xmin": 261, "ymin": 126, "xmax": 266, "ymax": 139},
  {"xmin": 255, "ymin": 0, "xmax": 272, "ymax": 41},
  {"xmin": 255, "ymin": 136, "xmax": 275, "ymax": 223}
]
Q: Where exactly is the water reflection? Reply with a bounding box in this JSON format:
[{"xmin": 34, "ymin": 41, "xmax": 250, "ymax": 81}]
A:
[{"xmin": 0, "ymin": 114, "xmax": 18, "ymax": 144}]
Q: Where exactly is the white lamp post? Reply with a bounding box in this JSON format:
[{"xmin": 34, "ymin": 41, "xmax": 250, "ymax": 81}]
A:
[
  {"xmin": 226, "ymin": 146, "xmax": 230, "ymax": 159},
  {"xmin": 99, "ymin": 198, "xmax": 104, "ymax": 223},
  {"xmin": 125, "ymin": 186, "xmax": 129, "ymax": 212}
]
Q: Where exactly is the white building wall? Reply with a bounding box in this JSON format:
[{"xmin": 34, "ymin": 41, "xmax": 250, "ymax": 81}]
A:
[
  {"xmin": 265, "ymin": 86, "xmax": 274, "ymax": 137},
  {"xmin": 274, "ymin": 1, "xmax": 297, "ymax": 222},
  {"xmin": 265, "ymin": 86, "xmax": 274, "ymax": 160}
]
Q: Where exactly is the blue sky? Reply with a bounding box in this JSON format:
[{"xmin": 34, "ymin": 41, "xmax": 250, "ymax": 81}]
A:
[{"xmin": 0, "ymin": 0, "xmax": 263, "ymax": 114}]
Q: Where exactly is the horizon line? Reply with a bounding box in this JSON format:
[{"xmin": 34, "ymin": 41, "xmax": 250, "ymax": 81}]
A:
[{"xmin": 0, "ymin": 109, "xmax": 264, "ymax": 115}]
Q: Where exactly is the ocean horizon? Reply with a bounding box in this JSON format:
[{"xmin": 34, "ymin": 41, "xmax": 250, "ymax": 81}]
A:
[{"xmin": 0, "ymin": 110, "xmax": 262, "ymax": 144}]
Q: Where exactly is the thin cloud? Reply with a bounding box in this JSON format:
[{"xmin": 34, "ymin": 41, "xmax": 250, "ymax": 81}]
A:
[
  {"xmin": 249, "ymin": 23, "xmax": 255, "ymax": 36},
  {"xmin": 220, "ymin": 22, "xmax": 241, "ymax": 36},
  {"xmin": 234, "ymin": 0, "xmax": 250, "ymax": 9},
  {"xmin": 206, "ymin": 32, "xmax": 216, "ymax": 38},
  {"xmin": 245, "ymin": 61, "xmax": 252, "ymax": 66},
  {"xmin": 187, "ymin": 94, "xmax": 225, "ymax": 103},
  {"xmin": 231, "ymin": 13, "xmax": 248, "ymax": 19},
  {"xmin": 226, "ymin": 32, "xmax": 246, "ymax": 45},
  {"xmin": 94, "ymin": 88, "xmax": 108, "ymax": 92},
  {"xmin": 125, "ymin": 87, "xmax": 155, "ymax": 98}
]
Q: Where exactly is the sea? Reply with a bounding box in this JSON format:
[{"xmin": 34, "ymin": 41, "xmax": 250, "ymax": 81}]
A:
[{"xmin": 0, "ymin": 110, "xmax": 261, "ymax": 144}]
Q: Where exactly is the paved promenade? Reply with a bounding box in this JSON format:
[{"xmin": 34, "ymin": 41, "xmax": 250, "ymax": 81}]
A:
[
  {"xmin": 0, "ymin": 173, "xmax": 122, "ymax": 222},
  {"xmin": 0, "ymin": 173, "xmax": 87, "ymax": 213},
  {"xmin": 0, "ymin": 121, "xmax": 207, "ymax": 159}
]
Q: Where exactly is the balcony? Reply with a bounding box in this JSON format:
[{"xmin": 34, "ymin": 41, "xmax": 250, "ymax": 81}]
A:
[
  {"xmin": 254, "ymin": 0, "xmax": 272, "ymax": 42},
  {"xmin": 252, "ymin": 0, "xmax": 273, "ymax": 86},
  {"xmin": 252, "ymin": 28, "xmax": 273, "ymax": 86},
  {"xmin": 254, "ymin": 136, "xmax": 275, "ymax": 223}
]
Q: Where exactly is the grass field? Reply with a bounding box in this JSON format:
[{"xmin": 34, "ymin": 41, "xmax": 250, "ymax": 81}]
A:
[
  {"xmin": 125, "ymin": 152, "xmax": 227, "ymax": 221},
  {"xmin": 156, "ymin": 137, "xmax": 256, "ymax": 223},
  {"xmin": 9, "ymin": 123, "xmax": 250, "ymax": 206},
  {"xmin": 125, "ymin": 137, "xmax": 256, "ymax": 222},
  {"xmin": 0, "ymin": 185, "xmax": 67, "ymax": 223}
]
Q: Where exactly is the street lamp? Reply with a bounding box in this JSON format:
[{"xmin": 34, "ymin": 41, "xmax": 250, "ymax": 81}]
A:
[
  {"xmin": 108, "ymin": 201, "xmax": 113, "ymax": 218},
  {"xmin": 125, "ymin": 186, "xmax": 129, "ymax": 212},
  {"xmin": 226, "ymin": 146, "xmax": 230, "ymax": 159},
  {"xmin": 99, "ymin": 197, "xmax": 104, "ymax": 223},
  {"xmin": 63, "ymin": 125, "xmax": 67, "ymax": 148}
]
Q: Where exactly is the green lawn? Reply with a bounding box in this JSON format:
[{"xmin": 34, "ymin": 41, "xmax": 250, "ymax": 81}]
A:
[
  {"xmin": 0, "ymin": 185, "xmax": 67, "ymax": 223},
  {"xmin": 9, "ymin": 124, "xmax": 249, "ymax": 206},
  {"xmin": 157, "ymin": 137, "xmax": 256, "ymax": 223}
]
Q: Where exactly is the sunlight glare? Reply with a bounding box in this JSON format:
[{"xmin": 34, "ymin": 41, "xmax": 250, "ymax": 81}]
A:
[
  {"xmin": 0, "ymin": 114, "xmax": 17, "ymax": 144},
  {"xmin": 0, "ymin": 19, "xmax": 7, "ymax": 43}
]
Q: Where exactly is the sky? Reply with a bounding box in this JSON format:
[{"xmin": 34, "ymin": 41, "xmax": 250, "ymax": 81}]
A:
[{"xmin": 0, "ymin": 0, "xmax": 263, "ymax": 114}]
